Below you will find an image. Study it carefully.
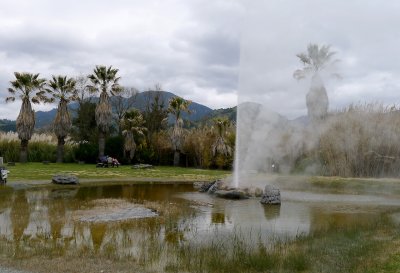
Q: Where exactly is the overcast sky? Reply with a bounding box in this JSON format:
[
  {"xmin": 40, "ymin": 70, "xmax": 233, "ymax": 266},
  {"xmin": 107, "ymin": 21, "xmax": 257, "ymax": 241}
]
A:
[{"xmin": 1, "ymin": 0, "xmax": 400, "ymax": 120}]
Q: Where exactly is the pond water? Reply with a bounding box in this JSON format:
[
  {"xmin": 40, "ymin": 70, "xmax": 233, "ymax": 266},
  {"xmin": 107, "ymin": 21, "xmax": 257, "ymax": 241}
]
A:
[{"xmin": 0, "ymin": 182, "xmax": 400, "ymax": 263}]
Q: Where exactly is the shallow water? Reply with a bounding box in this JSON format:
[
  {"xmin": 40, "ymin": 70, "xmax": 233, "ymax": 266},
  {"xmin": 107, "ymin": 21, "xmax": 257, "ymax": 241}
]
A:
[{"xmin": 0, "ymin": 183, "xmax": 399, "ymax": 262}]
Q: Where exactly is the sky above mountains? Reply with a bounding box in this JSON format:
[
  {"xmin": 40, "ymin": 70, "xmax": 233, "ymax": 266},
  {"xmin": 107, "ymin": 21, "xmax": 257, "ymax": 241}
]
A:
[{"xmin": 1, "ymin": 0, "xmax": 400, "ymax": 119}]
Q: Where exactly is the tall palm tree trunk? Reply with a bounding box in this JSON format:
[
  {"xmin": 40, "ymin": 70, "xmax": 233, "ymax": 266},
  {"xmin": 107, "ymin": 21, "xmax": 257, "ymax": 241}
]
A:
[
  {"xmin": 98, "ymin": 131, "xmax": 106, "ymax": 158},
  {"xmin": 171, "ymin": 120, "xmax": 183, "ymax": 167},
  {"xmin": 174, "ymin": 150, "xmax": 180, "ymax": 167},
  {"xmin": 95, "ymin": 92, "xmax": 112, "ymax": 158},
  {"xmin": 16, "ymin": 98, "xmax": 35, "ymax": 163},
  {"xmin": 56, "ymin": 136, "xmax": 65, "ymax": 163},
  {"xmin": 20, "ymin": 139, "xmax": 29, "ymax": 163},
  {"xmin": 54, "ymin": 100, "xmax": 71, "ymax": 163},
  {"xmin": 306, "ymin": 74, "xmax": 329, "ymax": 124}
]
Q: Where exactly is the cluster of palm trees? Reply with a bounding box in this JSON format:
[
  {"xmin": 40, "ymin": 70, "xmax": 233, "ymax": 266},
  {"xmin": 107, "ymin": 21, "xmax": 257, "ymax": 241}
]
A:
[
  {"xmin": 5, "ymin": 65, "xmax": 226, "ymax": 167},
  {"xmin": 5, "ymin": 65, "xmax": 123, "ymax": 163}
]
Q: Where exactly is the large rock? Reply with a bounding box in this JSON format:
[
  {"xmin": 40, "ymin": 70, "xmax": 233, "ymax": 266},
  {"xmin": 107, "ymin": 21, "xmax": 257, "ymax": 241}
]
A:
[
  {"xmin": 197, "ymin": 180, "xmax": 217, "ymax": 193},
  {"xmin": 52, "ymin": 174, "xmax": 79, "ymax": 185},
  {"xmin": 260, "ymin": 185, "xmax": 281, "ymax": 205},
  {"xmin": 215, "ymin": 190, "xmax": 249, "ymax": 200}
]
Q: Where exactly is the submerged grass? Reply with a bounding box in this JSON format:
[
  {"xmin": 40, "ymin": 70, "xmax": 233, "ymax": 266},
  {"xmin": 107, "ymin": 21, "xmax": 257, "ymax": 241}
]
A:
[
  {"xmin": 162, "ymin": 215, "xmax": 400, "ymax": 273},
  {"xmin": 1, "ymin": 195, "xmax": 399, "ymax": 273},
  {"xmin": 4, "ymin": 162, "xmax": 230, "ymax": 183}
]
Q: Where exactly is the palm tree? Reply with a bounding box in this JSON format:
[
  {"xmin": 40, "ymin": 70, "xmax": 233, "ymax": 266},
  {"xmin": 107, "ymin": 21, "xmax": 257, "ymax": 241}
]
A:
[
  {"xmin": 168, "ymin": 97, "xmax": 191, "ymax": 166},
  {"xmin": 121, "ymin": 109, "xmax": 147, "ymax": 162},
  {"xmin": 212, "ymin": 117, "xmax": 232, "ymax": 157},
  {"xmin": 87, "ymin": 65, "xmax": 121, "ymax": 158},
  {"xmin": 111, "ymin": 86, "xmax": 138, "ymax": 135},
  {"xmin": 46, "ymin": 75, "xmax": 77, "ymax": 163},
  {"xmin": 5, "ymin": 72, "xmax": 47, "ymax": 163},
  {"xmin": 293, "ymin": 44, "xmax": 339, "ymax": 123}
]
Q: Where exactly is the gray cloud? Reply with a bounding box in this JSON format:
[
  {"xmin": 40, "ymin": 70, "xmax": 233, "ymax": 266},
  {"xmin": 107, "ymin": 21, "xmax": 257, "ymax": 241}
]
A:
[
  {"xmin": 2, "ymin": 0, "xmax": 400, "ymax": 120},
  {"xmin": 239, "ymin": 0, "xmax": 400, "ymax": 119},
  {"xmin": 0, "ymin": 0, "xmax": 243, "ymax": 118}
]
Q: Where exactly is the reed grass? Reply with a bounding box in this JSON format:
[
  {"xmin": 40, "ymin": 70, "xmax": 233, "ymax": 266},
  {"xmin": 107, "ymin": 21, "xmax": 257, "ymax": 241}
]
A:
[
  {"xmin": 0, "ymin": 132, "xmax": 76, "ymax": 163},
  {"xmin": 319, "ymin": 103, "xmax": 400, "ymax": 177},
  {"xmin": 291, "ymin": 103, "xmax": 400, "ymax": 177}
]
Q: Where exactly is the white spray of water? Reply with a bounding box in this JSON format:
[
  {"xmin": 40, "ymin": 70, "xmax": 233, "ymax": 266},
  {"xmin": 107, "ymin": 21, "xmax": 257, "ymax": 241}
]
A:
[
  {"xmin": 232, "ymin": 2, "xmax": 336, "ymax": 189},
  {"xmin": 233, "ymin": 121, "xmax": 240, "ymax": 188}
]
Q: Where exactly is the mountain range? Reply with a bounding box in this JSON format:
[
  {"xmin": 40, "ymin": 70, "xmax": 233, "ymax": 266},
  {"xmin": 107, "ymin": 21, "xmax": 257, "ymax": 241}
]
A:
[{"xmin": 0, "ymin": 91, "xmax": 236, "ymax": 131}]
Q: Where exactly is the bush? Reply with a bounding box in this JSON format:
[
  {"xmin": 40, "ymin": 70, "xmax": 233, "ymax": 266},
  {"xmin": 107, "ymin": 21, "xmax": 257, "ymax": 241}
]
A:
[
  {"xmin": 73, "ymin": 142, "xmax": 98, "ymax": 163},
  {"xmin": 105, "ymin": 135, "xmax": 124, "ymax": 161},
  {"xmin": 0, "ymin": 138, "xmax": 19, "ymax": 162},
  {"xmin": 28, "ymin": 141, "xmax": 56, "ymax": 162}
]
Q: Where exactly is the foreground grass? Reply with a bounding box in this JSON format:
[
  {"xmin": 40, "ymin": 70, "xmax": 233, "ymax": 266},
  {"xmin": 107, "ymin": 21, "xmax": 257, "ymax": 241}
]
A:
[
  {"xmin": 4, "ymin": 162, "xmax": 231, "ymax": 183},
  {"xmin": 164, "ymin": 216, "xmax": 400, "ymax": 273},
  {"xmin": 2, "ymin": 197, "xmax": 399, "ymax": 273},
  {"xmin": 2, "ymin": 216, "xmax": 399, "ymax": 273}
]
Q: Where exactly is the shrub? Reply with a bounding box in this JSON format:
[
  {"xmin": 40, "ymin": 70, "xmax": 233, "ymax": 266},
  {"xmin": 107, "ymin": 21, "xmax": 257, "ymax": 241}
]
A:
[
  {"xmin": 105, "ymin": 135, "xmax": 124, "ymax": 161},
  {"xmin": 73, "ymin": 142, "xmax": 98, "ymax": 163}
]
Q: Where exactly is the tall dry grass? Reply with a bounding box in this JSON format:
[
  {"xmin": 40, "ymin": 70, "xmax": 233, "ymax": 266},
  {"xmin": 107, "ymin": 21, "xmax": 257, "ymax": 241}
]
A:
[
  {"xmin": 319, "ymin": 103, "xmax": 400, "ymax": 177},
  {"xmin": 0, "ymin": 132, "xmax": 76, "ymax": 162}
]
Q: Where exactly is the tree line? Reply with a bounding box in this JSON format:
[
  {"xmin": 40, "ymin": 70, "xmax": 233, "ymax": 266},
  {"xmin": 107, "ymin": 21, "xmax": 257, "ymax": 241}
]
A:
[{"xmin": 4, "ymin": 65, "xmax": 234, "ymax": 169}]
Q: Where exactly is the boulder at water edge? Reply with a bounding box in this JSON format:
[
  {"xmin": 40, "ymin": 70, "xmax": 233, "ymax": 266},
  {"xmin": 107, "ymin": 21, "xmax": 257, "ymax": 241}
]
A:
[
  {"xmin": 52, "ymin": 174, "xmax": 79, "ymax": 185},
  {"xmin": 215, "ymin": 190, "xmax": 249, "ymax": 200},
  {"xmin": 260, "ymin": 185, "xmax": 281, "ymax": 205}
]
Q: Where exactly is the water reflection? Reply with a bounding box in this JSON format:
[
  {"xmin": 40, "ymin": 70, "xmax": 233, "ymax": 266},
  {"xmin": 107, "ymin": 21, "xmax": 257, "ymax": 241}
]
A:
[
  {"xmin": 263, "ymin": 205, "xmax": 281, "ymax": 220},
  {"xmin": 211, "ymin": 212, "xmax": 225, "ymax": 224},
  {"xmin": 0, "ymin": 208, "xmax": 12, "ymax": 241},
  {"xmin": 0, "ymin": 183, "xmax": 399, "ymax": 260},
  {"xmin": 23, "ymin": 190, "xmax": 51, "ymax": 240}
]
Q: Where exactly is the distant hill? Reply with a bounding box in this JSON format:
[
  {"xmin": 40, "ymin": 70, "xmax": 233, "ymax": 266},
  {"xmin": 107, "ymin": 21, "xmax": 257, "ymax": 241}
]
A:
[
  {"xmin": 3, "ymin": 91, "xmax": 240, "ymax": 130},
  {"xmin": 0, "ymin": 119, "xmax": 16, "ymax": 132},
  {"xmin": 195, "ymin": 106, "xmax": 237, "ymax": 126},
  {"xmin": 34, "ymin": 90, "xmax": 214, "ymax": 128},
  {"xmin": 131, "ymin": 91, "xmax": 213, "ymax": 122}
]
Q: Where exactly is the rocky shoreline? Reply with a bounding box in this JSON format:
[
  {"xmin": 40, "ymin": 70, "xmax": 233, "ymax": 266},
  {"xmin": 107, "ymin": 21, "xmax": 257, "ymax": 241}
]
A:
[{"xmin": 195, "ymin": 180, "xmax": 281, "ymax": 204}]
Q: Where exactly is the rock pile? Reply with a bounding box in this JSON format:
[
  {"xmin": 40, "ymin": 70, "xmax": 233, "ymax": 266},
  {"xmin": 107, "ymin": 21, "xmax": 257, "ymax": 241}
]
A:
[
  {"xmin": 260, "ymin": 185, "xmax": 281, "ymax": 205},
  {"xmin": 197, "ymin": 180, "xmax": 281, "ymax": 203}
]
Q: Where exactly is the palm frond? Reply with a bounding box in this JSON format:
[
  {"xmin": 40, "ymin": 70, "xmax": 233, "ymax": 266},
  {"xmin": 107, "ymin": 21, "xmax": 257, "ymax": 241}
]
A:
[
  {"xmin": 296, "ymin": 53, "xmax": 311, "ymax": 65},
  {"xmin": 31, "ymin": 97, "xmax": 40, "ymax": 104},
  {"xmin": 294, "ymin": 43, "xmax": 340, "ymax": 79},
  {"xmin": 5, "ymin": 97, "xmax": 15, "ymax": 103}
]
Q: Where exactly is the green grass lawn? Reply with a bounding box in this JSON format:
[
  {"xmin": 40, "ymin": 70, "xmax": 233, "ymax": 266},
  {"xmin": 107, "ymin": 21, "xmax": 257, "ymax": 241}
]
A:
[{"xmin": 4, "ymin": 162, "xmax": 231, "ymax": 183}]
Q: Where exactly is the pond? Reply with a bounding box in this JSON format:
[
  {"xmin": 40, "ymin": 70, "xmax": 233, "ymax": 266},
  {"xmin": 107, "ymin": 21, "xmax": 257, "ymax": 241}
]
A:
[{"xmin": 0, "ymin": 182, "xmax": 400, "ymax": 272}]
